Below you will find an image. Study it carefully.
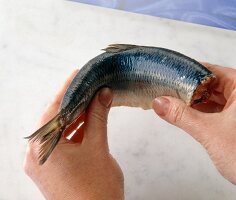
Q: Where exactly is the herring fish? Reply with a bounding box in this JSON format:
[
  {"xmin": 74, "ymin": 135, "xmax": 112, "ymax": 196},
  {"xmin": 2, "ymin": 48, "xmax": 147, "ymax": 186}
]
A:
[{"xmin": 26, "ymin": 44, "xmax": 216, "ymax": 164}]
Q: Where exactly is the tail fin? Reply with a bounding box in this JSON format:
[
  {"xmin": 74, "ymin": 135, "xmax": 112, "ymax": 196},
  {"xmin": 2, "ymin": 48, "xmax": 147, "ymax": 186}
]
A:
[{"xmin": 25, "ymin": 114, "xmax": 65, "ymax": 165}]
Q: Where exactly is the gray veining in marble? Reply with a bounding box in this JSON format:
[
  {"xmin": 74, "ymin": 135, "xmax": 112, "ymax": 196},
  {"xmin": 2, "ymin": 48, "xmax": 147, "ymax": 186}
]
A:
[{"xmin": 0, "ymin": 0, "xmax": 236, "ymax": 199}]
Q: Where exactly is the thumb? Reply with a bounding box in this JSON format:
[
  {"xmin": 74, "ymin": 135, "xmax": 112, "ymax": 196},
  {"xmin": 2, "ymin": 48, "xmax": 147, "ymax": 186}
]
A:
[
  {"xmin": 152, "ymin": 96, "xmax": 209, "ymax": 141},
  {"xmin": 84, "ymin": 88, "xmax": 113, "ymax": 145}
]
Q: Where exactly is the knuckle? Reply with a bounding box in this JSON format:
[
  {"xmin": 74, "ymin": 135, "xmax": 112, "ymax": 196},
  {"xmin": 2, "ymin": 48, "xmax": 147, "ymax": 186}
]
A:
[
  {"xmin": 231, "ymin": 89, "xmax": 236, "ymax": 99},
  {"xmin": 91, "ymin": 110, "xmax": 107, "ymax": 125},
  {"xmin": 169, "ymin": 104, "xmax": 187, "ymax": 124}
]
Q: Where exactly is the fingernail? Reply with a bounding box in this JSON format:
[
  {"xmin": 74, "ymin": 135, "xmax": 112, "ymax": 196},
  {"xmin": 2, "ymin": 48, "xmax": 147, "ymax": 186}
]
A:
[
  {"xmin": 153, "ymin": 97, "xmax": 170, "ymax": 116},
  {"xmin": 98, "ymin": 88, "xmax": 113, "ymax": 108}
]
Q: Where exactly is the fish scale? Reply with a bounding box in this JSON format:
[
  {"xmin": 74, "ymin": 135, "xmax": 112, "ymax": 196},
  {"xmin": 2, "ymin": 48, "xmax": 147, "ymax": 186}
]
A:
[{"xmin": 26, "ymin": 44, "xmax": 216, "ymax": 164}]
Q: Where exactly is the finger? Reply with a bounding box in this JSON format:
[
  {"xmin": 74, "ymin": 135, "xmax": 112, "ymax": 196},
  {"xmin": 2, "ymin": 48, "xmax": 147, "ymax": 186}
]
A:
[
  {"xmin": 63, "ymin": 112, "xmax": 85, "ymax": 138},
  {"xmin": 152, "ymin": 96, "xmax": 213, "ymax": 142},
  {"xmin": 83, "ymin": 88, "xmax": 113, "ymax": 146},
  {"xmin": 201, "ymin": 62, "xmax": 236, "ymax": 99},
  {"xmin": 224, "ymin": 89, "xmax": 236, "ymax": 111},
  {"xmin": 209, "ymin": 90, "xmax": 226, "ymax": 105},
  {"xmin": 38, "ymin": 69, "xmax": 79, "ymax": 127},
  {"xmin": 201, "ymin": 62, "xmax": 228, "ymax": 81}
]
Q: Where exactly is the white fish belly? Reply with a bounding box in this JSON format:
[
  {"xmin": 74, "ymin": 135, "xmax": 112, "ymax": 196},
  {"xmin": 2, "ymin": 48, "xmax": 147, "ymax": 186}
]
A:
[{"xmin": 111, "ymin": 86, "xmax": 168, "ymax": 110}]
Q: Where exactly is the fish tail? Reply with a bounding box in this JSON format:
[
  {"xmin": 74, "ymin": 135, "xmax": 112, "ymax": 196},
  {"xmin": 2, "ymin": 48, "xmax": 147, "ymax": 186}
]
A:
[{"xmin": 25, "ymin": 113, "xmax": 65, "ymax": 165}]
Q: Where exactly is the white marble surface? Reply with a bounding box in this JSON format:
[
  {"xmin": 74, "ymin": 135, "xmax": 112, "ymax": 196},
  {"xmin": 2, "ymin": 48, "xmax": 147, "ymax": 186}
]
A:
[{"xmin": 0, "ymin": 0, "xmax": 236, "ymax": 199}]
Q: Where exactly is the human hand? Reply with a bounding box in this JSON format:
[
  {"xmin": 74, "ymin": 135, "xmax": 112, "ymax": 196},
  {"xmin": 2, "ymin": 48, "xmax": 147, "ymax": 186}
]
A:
[
  {"xmin": 152, "ymin": 63, "xmax": 236, "ymax": 185},
  {"xmin": 24, "ymin": 70, "xmax": 124, "ymax": 200}
]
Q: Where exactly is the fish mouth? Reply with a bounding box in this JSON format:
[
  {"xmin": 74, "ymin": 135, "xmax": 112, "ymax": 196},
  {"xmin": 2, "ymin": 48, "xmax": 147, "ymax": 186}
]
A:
[{"xmin": 190, "ymin": 74, "xmax": 216, "ymax": 106}]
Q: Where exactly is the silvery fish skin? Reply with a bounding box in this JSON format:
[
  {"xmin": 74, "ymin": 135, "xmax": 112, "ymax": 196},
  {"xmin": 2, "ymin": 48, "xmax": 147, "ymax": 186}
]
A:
[
  {"xmin": 61, "ymin": 44, "xmax": 214, "ymax": 124},
  {"xmin": 26, "ymin": 44, "xmax": 215, "ymax": 164}
]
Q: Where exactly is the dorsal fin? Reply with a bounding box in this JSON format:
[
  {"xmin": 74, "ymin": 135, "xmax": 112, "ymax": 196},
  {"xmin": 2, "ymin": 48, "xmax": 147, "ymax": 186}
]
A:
[{"xmin": 102, "ymin": 44, "xmax": 140, "ymax": 53}]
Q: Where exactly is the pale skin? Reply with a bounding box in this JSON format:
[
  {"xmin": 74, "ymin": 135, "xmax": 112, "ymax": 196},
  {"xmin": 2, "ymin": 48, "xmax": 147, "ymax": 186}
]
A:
[
  {"xmin": 24, "ymin": 63, "xmax": 236, "ymax": 200},
  {"xmin": 153, "ymin": 63, "xmax": 236, "ymax": 185}
]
